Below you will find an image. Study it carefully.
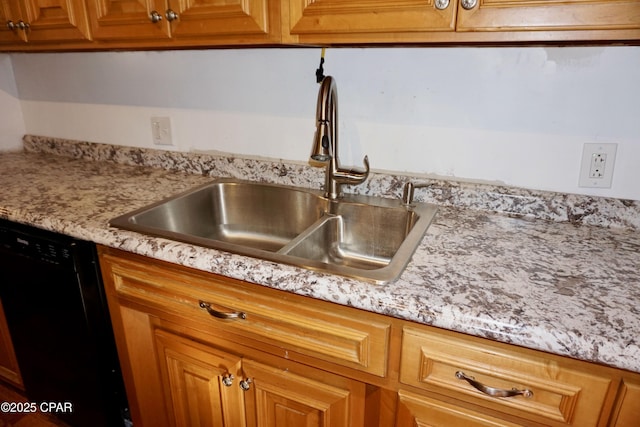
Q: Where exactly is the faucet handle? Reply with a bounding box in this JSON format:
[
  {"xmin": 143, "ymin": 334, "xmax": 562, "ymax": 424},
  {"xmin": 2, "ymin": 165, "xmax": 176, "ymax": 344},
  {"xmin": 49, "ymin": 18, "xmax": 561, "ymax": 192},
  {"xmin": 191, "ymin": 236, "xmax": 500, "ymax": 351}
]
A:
[
  {"xmin": 356, "ymin": 155, "xmax": 370, "ymax": 180},
  {"xmin": 336, "ymin": 155, "xmax": 370, "ymax": 185},
  {"xmin": 402, "ymin": 181, "xmax": 431, "ymax": 205}
]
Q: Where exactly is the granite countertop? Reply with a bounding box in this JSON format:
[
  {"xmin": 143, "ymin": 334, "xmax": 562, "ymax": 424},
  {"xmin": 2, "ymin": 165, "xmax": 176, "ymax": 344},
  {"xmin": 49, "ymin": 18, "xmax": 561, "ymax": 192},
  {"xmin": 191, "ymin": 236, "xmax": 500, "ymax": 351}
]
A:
[{"xmin": 2, "ymin": 136, "xmax": 639, "ymax": 374}]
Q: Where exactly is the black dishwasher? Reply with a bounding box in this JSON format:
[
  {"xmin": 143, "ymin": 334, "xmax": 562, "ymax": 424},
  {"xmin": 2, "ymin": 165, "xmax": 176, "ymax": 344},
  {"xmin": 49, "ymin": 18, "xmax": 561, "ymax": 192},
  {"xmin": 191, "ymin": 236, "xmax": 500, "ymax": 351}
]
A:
[{"xmin": 0, "ymin": 219, "xmax": 130, "ymax": 426}]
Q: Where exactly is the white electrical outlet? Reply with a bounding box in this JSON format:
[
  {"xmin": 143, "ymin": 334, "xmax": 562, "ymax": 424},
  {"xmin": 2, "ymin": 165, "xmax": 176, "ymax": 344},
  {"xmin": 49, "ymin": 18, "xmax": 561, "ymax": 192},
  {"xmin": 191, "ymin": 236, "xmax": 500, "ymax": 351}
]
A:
[
  {"xmin": 579, "ymin": 143, "xmax": 617, "ymax": 188},
  {"xmin": 150, "ymin": 117, "xmax": 173, "ymax": 146}
]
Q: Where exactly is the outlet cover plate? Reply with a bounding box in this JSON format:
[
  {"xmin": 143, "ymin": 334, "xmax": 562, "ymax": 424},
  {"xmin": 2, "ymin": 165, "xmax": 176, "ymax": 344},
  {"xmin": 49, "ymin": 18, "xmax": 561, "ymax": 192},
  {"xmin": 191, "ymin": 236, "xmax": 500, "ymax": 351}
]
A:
[
  {"xmin": 151, "ymin": 116, "xmax": 173, "ymax": 146},
  {"xmin": 579, "ymin": 143, "xmax": 617, "ymax": 188}
]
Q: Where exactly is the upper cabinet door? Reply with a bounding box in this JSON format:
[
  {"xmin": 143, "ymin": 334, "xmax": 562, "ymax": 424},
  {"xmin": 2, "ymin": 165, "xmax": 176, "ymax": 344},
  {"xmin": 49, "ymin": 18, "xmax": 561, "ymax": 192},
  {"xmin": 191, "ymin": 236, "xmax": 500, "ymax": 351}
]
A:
[
  {"xmin": 1, "ymin": 0, "xmax": 27, "ymax": 44},
  {"xmin": 170, "ymin": 0, "xmax": 274, "ymax": 40},
  {"xmin": 86, "ymin": 0, "xmax": 278, "ymax": 44},
  {"xmin": 86, "ymin": 0, "xmax": 171, "ymax": 41},
  {"xmin": 286, "ymin": 0, "xmax": 458, "ymax": 43},
  {"xmin": 3, "ymin": 0, "xmax": 91, "ymax": 44},
  {"xmin": 456, "ymin": 0, "xmax": 640, "ymax": 34}
]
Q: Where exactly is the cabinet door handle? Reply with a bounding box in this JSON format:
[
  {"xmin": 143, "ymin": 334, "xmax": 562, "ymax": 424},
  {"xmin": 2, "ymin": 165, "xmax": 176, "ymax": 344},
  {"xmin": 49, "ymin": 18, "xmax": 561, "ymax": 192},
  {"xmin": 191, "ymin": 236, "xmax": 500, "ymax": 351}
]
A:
[
  {"xmin": 221, "ymin": 374, "xmax": 234, "ymax": 387},
  {"xmin": 461, "ymin": 0, "xmax": 477, "ymax": 10},
  {"xmin": 7, "ymin": 20, "xmax": 16, "ymax": 30},
  {"xmin": 199, "ymin": 300, "xmax": 246, "ymax": 320},
  {"xmin": 16, "ymin": 20, "xmax": 29, "ymax": 30},
  {"xmin": 149, "ymin": 11, "xmax": 162, "ymax": 23},
  {"xmin": 165, "ymin": 9, "xmax": 179, "ymax": 21},
  {"xmin": 239, "ymin": 378, "xmax": 252, "ymax": 391},
  {"xmin": 455, "ymin": 371, "xmax": 533, "ymax": 398},
  {"xmin": 435, "ymin": 0, "xmax": 450, "ymax": 10}
]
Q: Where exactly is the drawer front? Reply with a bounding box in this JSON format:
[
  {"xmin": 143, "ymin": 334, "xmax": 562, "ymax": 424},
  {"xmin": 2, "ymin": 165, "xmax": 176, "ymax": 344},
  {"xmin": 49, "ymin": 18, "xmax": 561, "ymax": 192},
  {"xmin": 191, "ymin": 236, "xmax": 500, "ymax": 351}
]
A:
[
  {"xmin": 100, "ymin": 251, "xmax": 390, "ymax": 377},
  {"xmin": 397, "ymin": 389, "xmax": 525, "ymax": 427},
  {"xmin": 400, "ymin": 327, "xmax": 614, "ymax": 426}
]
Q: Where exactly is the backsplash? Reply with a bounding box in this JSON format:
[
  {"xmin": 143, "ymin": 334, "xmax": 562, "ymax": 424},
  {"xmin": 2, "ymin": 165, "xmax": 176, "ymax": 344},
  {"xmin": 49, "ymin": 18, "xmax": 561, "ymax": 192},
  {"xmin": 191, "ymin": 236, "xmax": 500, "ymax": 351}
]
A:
[{"xmin": 23, "ymin": 135, "xmax": 640, "ymax": 230}]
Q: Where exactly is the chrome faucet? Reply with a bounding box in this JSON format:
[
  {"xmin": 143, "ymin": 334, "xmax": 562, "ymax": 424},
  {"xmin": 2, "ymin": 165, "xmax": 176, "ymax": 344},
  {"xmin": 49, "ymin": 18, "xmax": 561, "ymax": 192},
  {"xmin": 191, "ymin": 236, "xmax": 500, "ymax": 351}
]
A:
[{"xmin": 310, "ymin": 76, "xmax": 370, "ymax": 200}]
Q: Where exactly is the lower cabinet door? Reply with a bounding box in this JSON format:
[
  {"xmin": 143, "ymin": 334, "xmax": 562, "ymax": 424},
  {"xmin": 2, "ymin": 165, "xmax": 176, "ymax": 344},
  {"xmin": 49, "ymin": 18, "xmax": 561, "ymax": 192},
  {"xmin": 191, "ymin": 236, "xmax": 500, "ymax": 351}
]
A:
[
  {"xmin": 154, "ymin": 329, "xmax": 246, "ymax": 427},
  {"xmin": 610, "ymin": 378, "xmax": 640, "ymax": 426},
  {"xmin": 0, "ymin": 299, "xmax": 22, "ymax": 388},
  {"xmin": 396, "ymin": 390, "xmax": 524, "ymax": 427},
  {"xmin": 242, "ymin": 358, "xmax": 366, "ymax": 427}
]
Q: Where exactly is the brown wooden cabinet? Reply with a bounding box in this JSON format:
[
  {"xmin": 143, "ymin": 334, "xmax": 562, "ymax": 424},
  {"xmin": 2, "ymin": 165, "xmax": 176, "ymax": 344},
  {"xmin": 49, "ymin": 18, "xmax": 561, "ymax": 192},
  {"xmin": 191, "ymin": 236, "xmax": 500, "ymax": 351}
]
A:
[
  {"xmin": 457, "ymin": 0, "xmax": 640, "ymax": 33},
  {"xmin": 98, "ymin": 246, "xmax": 640, "ymax": 427},
  {"xmin": 396, "ymin": 389, "xmax": 525, "ymax": 427},
  {"xmin": 242, "ymin": 358, "xmax": 365, "ymax": 427},
  {"xmin": 154, "ymin": 329, "xmax": 246, "ymax": 426},
  {"xmin": 1, "ymin": 0, "xmax": 27, "ymax": 45},
  {"xmin": 0, "ymin": 299, "xmax": 22, "ymax": 389},
  {"xmin": 610, "ymin": 377, "xmax": 640, "ymax": 426},
  {"xmin": 2, "ymin": 0, "xmax": 639, "ymax": 49},
  {"xmin": 285, "ymin": 0, "xmax": 457, "ymax": 44},
  {"xmin": 284, "ymin": 0, "xmax": 640, "ymax": 43},
  {"xmin": 0, "ymin": 0, "xmax": 90, "ymax": 48},
  {"xmin": 99, "ymin": 246, "xmax": 370, "ymax": 426},
  {"xmin": 85, "ymin": 0, "xmax": 280, "ymax": 47},
  {"xmin": 399, "ymin": 326, "xmax": 619, "ymax": 427}
]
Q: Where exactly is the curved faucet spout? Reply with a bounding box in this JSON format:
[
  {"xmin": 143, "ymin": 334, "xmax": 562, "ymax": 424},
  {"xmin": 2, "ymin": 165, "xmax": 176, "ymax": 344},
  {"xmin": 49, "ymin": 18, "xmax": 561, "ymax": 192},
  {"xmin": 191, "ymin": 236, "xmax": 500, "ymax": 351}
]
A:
[{"xmin": 310, "ymin": 76, "xmax": 370, "ymax": 200}]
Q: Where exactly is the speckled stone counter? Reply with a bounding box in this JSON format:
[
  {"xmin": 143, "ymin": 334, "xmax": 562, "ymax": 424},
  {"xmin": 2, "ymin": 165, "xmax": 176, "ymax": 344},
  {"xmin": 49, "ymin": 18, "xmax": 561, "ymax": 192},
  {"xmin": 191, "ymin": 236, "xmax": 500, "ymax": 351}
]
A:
[{"xmin": 2, "ymin": 136, "xmax": 639, "ymax": 374}]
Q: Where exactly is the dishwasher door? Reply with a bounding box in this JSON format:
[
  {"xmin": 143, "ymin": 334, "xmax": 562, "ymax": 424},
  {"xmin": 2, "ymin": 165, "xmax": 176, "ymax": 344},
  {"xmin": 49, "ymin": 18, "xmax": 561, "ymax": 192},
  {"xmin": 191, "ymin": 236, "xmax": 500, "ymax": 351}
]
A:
[{"xmin": 0, "ymin": 220, "xmax": 129, "ymax": 427}]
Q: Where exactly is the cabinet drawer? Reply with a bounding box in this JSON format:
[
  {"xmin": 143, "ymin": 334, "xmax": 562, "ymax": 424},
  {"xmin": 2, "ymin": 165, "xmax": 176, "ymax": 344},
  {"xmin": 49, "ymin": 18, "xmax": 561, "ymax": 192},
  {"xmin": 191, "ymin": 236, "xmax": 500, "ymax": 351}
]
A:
[
  {"xmin": 400, "ymin": 327, "xmax": 615, "ymax": 426},
  {"xmin": 100, "ymin": 250, "xmax": 390, "ymax": 377},
  {"xmin": 397, "ymin": 389, "xmax": 524, "ymax": 427}
]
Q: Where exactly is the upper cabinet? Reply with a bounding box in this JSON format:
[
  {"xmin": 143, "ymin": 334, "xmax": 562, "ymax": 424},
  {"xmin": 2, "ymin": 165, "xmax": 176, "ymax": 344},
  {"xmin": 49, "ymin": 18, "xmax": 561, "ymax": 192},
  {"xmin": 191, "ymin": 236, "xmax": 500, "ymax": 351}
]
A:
[
  {"xmin": 1, "ymin": 0, "xmax": 639, "ymax": 50},
  {"xmin": 85, "ymin": 0, "xmax": 170, "ymax": 42},
  {"xmin": 0, "ymin": 0, "xmax": 91, "ymax": 47},
  {"xmin": 456, "ymin": 0, "xmax": 640, "ymax": 41},
  {"xmin": 285, "ymin": 0, "xmax": 457, "ymax": 43},
  {"xmin": 284, "ymin": 0, "xmax": 640, "ymax": 43},
  {"xmin": 85, "ymin": 0, "xmax": 280, "ymax": 47},
  {"xmin": 1, "ymin": 0, "xmax": 26, "ymax": 45}
]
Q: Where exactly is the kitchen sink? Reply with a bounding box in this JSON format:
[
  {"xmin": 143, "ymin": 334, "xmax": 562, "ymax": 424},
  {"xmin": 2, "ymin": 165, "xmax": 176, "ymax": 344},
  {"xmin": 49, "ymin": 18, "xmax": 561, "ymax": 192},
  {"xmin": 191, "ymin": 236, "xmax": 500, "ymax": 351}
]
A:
[{"xmin": 109, "ymin": 178, "xmax": 437, "ymax": 283}]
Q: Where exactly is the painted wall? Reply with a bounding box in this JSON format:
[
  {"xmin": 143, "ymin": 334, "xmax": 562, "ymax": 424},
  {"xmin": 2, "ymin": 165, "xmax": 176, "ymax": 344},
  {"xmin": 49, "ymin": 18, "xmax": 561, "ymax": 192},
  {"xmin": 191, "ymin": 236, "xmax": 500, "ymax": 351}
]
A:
[
  {"xmin": 0, "ymin": 54, "xmax": 25, "ymax": 151},
  {"xmin": 7, "ymin": 47, "xmax": 640, "ymax": 200}
]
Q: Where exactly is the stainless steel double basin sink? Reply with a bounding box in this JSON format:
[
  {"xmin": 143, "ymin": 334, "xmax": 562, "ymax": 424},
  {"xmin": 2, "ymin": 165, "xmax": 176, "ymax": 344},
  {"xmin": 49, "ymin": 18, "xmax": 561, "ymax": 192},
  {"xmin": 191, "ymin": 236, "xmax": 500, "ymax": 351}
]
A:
[{"xmin": 109, "ymin": 178, "xmax": 437, "ymax": 283}]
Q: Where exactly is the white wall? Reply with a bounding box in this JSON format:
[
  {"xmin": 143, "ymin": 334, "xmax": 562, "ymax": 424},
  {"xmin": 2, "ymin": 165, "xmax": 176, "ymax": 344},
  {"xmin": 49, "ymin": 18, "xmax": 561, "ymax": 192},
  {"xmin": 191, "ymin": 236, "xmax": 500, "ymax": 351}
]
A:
[
  {"xmin": 9, "ymin": 47, "xmax": 640, "ymax": 200},
  {"xmin": 0, "ymin": 54, "xmax": 25, "ymax": 151}
]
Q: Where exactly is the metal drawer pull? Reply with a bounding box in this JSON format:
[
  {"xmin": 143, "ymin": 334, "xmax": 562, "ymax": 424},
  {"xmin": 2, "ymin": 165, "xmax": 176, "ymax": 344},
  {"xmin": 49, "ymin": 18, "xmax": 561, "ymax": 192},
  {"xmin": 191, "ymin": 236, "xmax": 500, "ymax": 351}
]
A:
[
  {"xmin": 199, "ymin": 300, "xmax": 246, "ymax": 320},
  {"xmin": 455, "ymin": 371, "xmax": 533, "ymax": 398}
]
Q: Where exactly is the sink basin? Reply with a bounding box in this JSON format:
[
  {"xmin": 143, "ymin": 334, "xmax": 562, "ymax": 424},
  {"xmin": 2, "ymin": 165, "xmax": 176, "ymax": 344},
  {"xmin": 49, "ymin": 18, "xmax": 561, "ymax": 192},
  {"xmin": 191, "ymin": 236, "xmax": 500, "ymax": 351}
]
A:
[
  {"xmin": 280, "ymin": 204, "xmax": 418, "ymax": 270},
  {"xmin": 113, "ymin": 180, "xmax": 328, "ymax": 252},
  {"xmin": 110, "ymin": 178, "xmax": 437, "ymax": 283}
]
